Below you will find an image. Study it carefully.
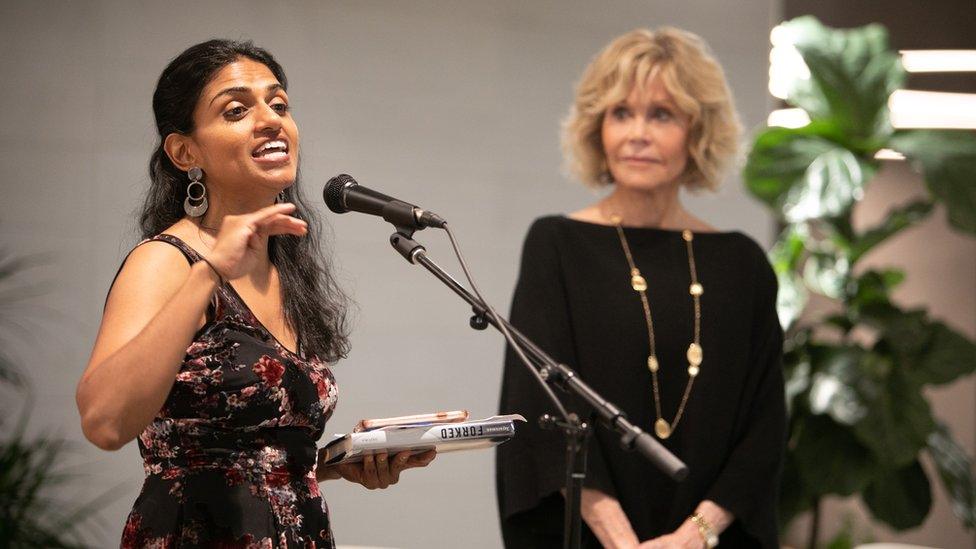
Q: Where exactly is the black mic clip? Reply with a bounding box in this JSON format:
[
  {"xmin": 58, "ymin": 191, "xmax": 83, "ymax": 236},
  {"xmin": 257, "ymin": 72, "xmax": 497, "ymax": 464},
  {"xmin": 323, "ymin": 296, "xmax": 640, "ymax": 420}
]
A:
[
  {"xmin": 469, "ymin": 309, "xmax": 489, "ymax": 330},
  {"xmin": 383, "ymin": 200, "xmax": 428, "ymax": 235}
]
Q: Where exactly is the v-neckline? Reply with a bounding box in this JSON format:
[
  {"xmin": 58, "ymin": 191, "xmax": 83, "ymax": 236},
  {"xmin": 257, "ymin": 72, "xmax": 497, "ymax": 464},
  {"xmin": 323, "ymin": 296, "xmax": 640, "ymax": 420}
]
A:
[{"xmin": 223, "ymin": 279, "xmax": 304, "ymax": 361}]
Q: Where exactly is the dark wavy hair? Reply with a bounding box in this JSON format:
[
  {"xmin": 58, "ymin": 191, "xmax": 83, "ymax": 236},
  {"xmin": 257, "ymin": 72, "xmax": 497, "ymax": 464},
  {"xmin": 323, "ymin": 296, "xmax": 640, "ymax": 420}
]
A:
[{"xmin": 140, "ymin": 39, "xmax": 350, "ymax": 362}]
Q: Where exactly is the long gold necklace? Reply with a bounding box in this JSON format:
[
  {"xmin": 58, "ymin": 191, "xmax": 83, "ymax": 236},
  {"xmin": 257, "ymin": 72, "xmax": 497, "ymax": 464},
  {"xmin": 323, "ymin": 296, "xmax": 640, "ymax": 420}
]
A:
[{"xmin": 609, "ymin": 214, "xmax": 703, "ymax": 440}]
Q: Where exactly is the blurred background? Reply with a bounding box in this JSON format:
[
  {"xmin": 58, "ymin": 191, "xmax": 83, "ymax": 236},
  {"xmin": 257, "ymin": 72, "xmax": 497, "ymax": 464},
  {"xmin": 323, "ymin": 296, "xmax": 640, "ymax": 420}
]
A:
[{"xmin": 0, "ymin": 1, "xmax": 972, "ymax": 547}]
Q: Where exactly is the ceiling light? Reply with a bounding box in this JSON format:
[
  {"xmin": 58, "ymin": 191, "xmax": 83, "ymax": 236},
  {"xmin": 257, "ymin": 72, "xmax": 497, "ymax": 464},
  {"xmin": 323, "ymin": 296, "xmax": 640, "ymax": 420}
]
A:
[{"xmin": 900, "ymin": 50, "xmax": 976, "ymax": 73}]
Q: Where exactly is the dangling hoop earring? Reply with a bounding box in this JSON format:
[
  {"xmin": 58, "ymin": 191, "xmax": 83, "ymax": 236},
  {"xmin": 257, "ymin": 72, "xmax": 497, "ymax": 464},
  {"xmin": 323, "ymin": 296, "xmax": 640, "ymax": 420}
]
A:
[{"xmin": 184, "ymin": 167, "xmax": 209, "ymax": 217}]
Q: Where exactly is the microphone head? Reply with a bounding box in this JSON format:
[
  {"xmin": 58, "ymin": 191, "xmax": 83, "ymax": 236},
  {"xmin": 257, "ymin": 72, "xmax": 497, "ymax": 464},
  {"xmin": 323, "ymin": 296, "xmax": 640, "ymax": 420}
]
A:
[{"xmin": 324, "ymin": 174, "xmax": 358, "ymax": 213}]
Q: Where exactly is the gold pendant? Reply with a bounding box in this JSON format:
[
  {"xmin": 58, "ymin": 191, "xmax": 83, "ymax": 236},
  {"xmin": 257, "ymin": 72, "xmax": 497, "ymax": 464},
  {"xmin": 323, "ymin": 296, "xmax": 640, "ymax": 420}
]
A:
[
  {"xmin": 654, "ymin": 418, "xmax": 672, "ymax": 439},
  {"xmin": 687, "ymin": 343, "xmax": 703, "ymax": 366},
  {"xmin": 647, "ymin": 355, "xmax": 659, "ymax": 372},
  {"xmin": 631, "ymin": 274, "xmax": 647, "ymax": 291}
]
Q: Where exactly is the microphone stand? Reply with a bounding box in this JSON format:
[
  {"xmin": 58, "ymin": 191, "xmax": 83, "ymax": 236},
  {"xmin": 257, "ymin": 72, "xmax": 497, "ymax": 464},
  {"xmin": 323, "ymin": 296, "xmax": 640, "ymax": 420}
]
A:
[{"xmin": 387, "ymin": 228, "xmax": 688, "ymax": 549}]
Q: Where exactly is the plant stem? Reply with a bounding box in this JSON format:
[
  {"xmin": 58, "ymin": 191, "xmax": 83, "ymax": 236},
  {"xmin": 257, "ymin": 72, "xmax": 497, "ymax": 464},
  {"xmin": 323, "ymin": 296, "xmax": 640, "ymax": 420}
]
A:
[{"xmin": 808, "ymin": 497, "xmax": 821, "ymax": 549}]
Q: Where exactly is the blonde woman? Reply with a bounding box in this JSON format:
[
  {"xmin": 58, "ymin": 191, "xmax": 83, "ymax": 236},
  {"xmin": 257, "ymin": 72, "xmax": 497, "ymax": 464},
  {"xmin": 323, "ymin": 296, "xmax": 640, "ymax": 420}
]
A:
[{"xmin": 497, "ymin": 29, "xmax": 784, "ymax": 548}]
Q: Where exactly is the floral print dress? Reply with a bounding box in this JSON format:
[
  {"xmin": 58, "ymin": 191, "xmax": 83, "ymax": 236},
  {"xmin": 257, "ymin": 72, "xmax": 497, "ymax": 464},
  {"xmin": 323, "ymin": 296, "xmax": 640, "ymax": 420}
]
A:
[{"xmin": 120, "ymin": 234, "xmax": 339, "ymax": 548}]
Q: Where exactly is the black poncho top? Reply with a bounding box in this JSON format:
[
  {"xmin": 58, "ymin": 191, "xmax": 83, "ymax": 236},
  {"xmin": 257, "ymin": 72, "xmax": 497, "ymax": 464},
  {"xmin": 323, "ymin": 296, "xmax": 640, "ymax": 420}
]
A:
[{"xmin": 496, "ymin": 216, "xmax": 785, "ymax": 547}]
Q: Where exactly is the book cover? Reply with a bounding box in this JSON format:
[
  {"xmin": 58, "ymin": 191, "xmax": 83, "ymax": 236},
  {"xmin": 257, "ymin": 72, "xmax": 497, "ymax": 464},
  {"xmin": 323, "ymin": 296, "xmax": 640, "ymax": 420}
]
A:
[{"xmin": 320, "ymin": 414, "xmax": 525, "ymax": 465}]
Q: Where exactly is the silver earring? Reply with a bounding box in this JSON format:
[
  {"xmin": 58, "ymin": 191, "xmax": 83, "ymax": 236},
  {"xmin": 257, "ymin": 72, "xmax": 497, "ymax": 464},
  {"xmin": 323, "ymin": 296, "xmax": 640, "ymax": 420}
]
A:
[
  {"xmin": 184, "ymin": 167, "xmax": 208, "ymax": 217},
  {"xmin": 275, "ymin": 190, "xmax": 285, "ymax": 204}
]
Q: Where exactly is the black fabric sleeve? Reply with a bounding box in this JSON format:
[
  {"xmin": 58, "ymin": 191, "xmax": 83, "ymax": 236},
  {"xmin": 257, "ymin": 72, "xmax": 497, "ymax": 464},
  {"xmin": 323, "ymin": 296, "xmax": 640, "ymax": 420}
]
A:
[
  {"xmin": 703, "ymin": 243, "xmax": 786, "ymax": 547},
  {"xmin": 496, "ymin": 218, "xmax": 616, "ymax": 519}
]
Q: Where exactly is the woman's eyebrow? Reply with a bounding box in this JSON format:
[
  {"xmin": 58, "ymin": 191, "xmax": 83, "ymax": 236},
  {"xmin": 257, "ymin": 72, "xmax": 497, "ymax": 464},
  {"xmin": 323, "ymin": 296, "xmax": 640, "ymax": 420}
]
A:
[{"xmin": 209, "ymin": 83, "xmax": 284, "ymax": 106}]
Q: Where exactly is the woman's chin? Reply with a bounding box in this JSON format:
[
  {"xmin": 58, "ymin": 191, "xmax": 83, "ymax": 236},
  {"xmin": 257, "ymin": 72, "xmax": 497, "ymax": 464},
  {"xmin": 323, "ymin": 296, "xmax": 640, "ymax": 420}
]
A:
[
  {"xmin": 246, "ymin": 171, "xmax": 298, "ymax": 191},
  {"xmin": 613, "ymin": 177, "xmax": 679, "ymax": 193}
]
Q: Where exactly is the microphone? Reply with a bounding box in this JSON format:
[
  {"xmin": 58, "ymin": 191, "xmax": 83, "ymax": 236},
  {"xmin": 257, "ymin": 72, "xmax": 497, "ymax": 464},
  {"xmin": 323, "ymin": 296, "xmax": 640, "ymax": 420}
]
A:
[{"xmin": 324, "ymin": 174, "xmax": 446, "ymax": 230}]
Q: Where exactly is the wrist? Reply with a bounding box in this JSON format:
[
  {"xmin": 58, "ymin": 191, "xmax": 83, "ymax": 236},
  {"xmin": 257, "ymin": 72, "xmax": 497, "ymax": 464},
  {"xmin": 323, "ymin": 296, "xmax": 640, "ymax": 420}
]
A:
[
  {"xmin": 197, "ymin": 257, "xmax": 225, "ymax": 286},
  {"xmin": 192, "ymin": 261, "xmax": 221, "ymax": 287},
  {"xmin": 689, "ymin": 513, "xmax": 718, "ymax": 548}
]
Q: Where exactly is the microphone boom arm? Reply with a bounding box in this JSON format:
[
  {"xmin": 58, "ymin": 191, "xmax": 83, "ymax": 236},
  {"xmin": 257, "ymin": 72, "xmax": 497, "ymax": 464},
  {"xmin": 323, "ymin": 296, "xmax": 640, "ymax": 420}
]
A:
[{"xmin": 387, "ymin": 230, "xmax": 688, "ymax": 480}]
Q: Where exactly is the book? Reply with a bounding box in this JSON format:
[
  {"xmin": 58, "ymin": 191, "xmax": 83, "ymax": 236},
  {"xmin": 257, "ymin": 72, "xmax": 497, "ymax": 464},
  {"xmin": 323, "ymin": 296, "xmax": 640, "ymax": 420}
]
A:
[{"xmin": 320, "ymin": 413, "xmax": 525, "ymax": 465}]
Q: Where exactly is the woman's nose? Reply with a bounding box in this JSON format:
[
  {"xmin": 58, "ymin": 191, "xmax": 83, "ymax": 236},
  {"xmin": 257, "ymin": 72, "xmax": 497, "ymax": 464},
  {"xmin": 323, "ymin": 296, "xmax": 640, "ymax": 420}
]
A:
[
  {"xmin": 255, "ymin": 103, "xmax": 283, "ymax": 134},
  {"xmin": 627, "ymin": 117, "xmax": 651, "ymax": 143}
]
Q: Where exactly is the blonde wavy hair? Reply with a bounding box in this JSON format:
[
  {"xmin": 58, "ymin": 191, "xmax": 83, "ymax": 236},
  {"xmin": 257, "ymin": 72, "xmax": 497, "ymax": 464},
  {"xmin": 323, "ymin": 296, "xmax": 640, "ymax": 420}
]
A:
[{"xmin": 562, "ymin": 28, "xmax": 741, "ymax": 191}]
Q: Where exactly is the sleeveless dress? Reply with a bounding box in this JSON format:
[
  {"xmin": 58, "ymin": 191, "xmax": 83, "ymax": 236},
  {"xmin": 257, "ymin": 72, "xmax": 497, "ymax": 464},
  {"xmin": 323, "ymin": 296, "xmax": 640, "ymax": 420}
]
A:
[{"xmin": 119, "ymin": 234, "xmax": 339, "ymax": 548}]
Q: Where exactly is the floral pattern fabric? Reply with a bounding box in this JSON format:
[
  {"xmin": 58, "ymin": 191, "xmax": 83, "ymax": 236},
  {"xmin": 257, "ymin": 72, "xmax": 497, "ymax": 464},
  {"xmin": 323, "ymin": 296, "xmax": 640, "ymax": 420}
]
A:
[{"xmin": 120, "ymin": 234, "xmax": 339, "ymax": 548}]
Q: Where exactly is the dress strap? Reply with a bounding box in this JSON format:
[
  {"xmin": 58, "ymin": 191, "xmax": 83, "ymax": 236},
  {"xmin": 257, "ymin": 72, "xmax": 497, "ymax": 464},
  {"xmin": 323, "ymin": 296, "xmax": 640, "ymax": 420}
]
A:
[
  {"xmin": 103, "ymin": 234, "xmax": 216, "ymax": 315},
  {"xmin": 149, "ymin": 233, "xmax": 205, "ymax": 264}
]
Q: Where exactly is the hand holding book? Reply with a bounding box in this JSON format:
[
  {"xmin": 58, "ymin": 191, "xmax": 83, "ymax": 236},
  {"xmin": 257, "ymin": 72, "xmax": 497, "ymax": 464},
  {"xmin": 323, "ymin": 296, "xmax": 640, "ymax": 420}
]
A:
[
  {"xmin": 318, "ymin": 411, "xmax": 524, "ymax": 467},
  {"xmin": 316, "ymin": 449, "xmax": 437, "ymax": 488}
]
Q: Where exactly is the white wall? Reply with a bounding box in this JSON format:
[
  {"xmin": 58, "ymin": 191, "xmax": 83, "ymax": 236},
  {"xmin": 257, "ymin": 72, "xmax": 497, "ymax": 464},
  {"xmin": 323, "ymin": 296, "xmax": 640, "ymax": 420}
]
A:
[{"xmin": 0, "ymin": 1, "xmax": 776, "ymax": 547}]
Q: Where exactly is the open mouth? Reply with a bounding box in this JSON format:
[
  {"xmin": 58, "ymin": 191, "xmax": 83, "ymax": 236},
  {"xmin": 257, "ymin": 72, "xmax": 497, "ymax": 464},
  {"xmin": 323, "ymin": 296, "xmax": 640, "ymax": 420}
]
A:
[{"xmin": 252, "ymin": 139, "xmax": 289, "ymax": 162}]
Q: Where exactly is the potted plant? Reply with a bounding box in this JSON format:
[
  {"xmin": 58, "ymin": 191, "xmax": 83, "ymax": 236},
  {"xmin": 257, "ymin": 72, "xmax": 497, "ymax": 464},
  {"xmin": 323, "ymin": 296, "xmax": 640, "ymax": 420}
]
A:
[
  {"xmin": 0, "ymin": 247, "xmax": 119, "ymax": 547},
  {"xmin": 743, "ymin": 16, "xmax": 976, "ymax": 547}
]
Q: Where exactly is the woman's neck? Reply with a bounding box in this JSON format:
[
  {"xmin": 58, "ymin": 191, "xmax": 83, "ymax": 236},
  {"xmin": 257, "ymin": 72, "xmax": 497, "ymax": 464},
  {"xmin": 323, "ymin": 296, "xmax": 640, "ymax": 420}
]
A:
[
  {"xmin": 193, "ymin": 189, "xmax": 279, "ymax": 269},
  {"xmin": 201, "ymin": 186, "xmax": 278, "ymax": 223},
  {"xmin": 597, "ymin": 183, "xmax": 689, "ymax": 229}
]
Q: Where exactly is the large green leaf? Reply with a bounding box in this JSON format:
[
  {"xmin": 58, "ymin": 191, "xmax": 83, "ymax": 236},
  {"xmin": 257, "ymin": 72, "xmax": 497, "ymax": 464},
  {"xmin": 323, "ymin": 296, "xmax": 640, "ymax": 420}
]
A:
[
  {"xmin": 746, "ymin": 127, "xmax": 836, "ymax": 208},
  {"xmin": 859, "ymin": 303, "xmax": 929, "ymax": 357},
  {"xmin": 769, "ymin": 226, "xmax": 809, "ymax": 329},
  {"xmin": 889, "ymin": 130, "xmax": 976, "ymax": 234},
  {"xmin": 927, "ymin": 424, "xmax": 976, "ymax": 528},
  {"xmin": 852, "ymin": 367, "xmax": 935, "ymax": 467},
  {"xmin": 912, "ymin": 321, "xmax": 976, "ymax": 386},
  {"xmin": 862, "ymin": 303, "xmax": 976, "ymax": 386},
  {"xmin": 783, "ymin": 335, "xmax": 813, "ymax": 417},
  {"xmin": 862, "ymin": 459, "xmax": 933, "ymax": 530},
  {"xmin": 780, "ymin": 16, "xmax": 904, "ymax": 150},
  {"xmin": 794, "ymin": 414, "xmax": 875, "ymax": 497},
  {"xmin": 745, "ymin": 128, "xmax": 876, "ymax": 223},
  {"xmin": 807, "ymin": 345, "xmax": 873, "ymax": 426},
  {"xmin": 803, "ymin": 251, "xmax": 849, "ymax": 299},
  {"xmin": 849, "ymin": 200, "xmax": 934, "ymax": 263},
  {"xmin": 849, "ymin": 269, "xmax": 905, "ymax": 309},
  {"xmin": 782, "ymin": 147, "xmax": 876, "ymax": 223}
]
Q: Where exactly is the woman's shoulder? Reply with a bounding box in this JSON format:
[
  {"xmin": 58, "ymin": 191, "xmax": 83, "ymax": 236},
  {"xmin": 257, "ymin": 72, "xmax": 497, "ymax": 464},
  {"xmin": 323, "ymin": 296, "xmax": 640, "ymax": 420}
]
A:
[
  {"xmin": 708, "ymin": 231, "xmax": 778, "ymax": 294},
  {"xmin": 527, "ymin": 214, "xmax": 571, "ymax": 230},
  {"xmin": 523, "ymin": 214, "xmax": 571, "ymax": 241},
  {"xmin": 114, "ymin": 238, "xmax": 190, "ymax": 286},
  {"xmin": 112, "ymin": 225, "xmax": 201, "ymax": 293},
  {"xmin": 520, "ymin": 213, "xmax": 612, "ymax": 248},
  {"xmin": 698, "ymin": 229, "xmax": 774, "ymax": 274}
]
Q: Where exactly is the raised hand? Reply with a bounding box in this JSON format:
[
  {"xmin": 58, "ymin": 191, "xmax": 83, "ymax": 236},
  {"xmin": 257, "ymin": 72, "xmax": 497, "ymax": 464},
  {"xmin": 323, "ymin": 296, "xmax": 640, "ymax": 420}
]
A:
[{"xmin": 205, "ymin": 203, "xmax": 307, "ymax": 281}]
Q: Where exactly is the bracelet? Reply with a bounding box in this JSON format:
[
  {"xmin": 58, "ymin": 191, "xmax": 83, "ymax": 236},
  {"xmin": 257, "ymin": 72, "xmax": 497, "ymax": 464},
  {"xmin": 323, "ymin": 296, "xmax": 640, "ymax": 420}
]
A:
[
  {"xmin": 198, "ymin": 257, "xmax": 225, "ymax": 286},
  {"xmin": 690, "ymin": 513, "xmax": 719, "ymax": 548}
]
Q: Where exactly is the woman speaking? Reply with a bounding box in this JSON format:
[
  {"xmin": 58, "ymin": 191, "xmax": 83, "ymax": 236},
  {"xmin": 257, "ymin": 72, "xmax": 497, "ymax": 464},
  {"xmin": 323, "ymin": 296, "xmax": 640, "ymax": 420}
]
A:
[{"xmin": 76, "ymin": 40, "xmax": 434, "ymax": 547}]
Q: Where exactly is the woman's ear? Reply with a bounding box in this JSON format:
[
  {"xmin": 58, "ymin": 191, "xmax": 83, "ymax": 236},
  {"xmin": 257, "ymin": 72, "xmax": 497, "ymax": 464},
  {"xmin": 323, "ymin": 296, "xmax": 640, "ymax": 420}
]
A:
[{"xmin": 164, "ymin": 133, "xmax": 199, "ymax": 172}]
